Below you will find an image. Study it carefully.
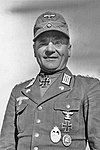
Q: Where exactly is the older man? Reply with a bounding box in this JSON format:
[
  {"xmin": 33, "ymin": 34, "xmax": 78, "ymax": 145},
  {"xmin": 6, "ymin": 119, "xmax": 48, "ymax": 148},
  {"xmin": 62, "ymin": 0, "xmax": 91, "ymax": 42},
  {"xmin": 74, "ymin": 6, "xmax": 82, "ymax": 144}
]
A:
[{"xmin": 0, "ymin": 11, "xmax": 100, "ymax": 150}]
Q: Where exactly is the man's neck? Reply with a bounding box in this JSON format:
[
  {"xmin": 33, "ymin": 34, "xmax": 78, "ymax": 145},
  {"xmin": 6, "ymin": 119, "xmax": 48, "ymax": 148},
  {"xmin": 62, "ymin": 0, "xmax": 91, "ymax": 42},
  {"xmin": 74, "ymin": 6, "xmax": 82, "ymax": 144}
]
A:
[{"xmin": 40, "ymin": 68, "xmax": 66, "ymax": 76}]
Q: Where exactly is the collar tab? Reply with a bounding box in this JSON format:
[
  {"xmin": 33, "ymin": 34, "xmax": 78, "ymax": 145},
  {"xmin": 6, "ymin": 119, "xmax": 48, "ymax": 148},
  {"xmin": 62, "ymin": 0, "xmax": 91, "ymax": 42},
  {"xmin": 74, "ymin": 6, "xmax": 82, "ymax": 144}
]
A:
[{"xmin": 62, "ymin": 73, "xmax": 71, "ymax": 86}]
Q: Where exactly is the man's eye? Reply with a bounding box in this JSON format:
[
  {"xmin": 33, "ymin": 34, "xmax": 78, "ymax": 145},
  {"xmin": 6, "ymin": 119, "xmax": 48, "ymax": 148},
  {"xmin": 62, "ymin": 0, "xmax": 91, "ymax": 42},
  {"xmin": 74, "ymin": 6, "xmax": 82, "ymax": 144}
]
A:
[
  {"xmin": 39, "ymin": 42, "xmax": 48, "ymax": 46},
  {"xmin": 38, "ymin": 43, "xmax": 46, "ymax": 48},
  {"xmin": 54, "ymin": 41, "xmax": 62, "ymax": 46}
]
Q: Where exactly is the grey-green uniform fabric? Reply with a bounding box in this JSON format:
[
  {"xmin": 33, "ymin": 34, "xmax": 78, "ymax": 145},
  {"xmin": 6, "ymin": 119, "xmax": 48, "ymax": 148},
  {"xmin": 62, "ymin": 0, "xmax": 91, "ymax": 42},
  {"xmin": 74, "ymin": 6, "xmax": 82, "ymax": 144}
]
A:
[{"xmin": 0, "ymin": 67, "xmax": 100, "ymax": 150}]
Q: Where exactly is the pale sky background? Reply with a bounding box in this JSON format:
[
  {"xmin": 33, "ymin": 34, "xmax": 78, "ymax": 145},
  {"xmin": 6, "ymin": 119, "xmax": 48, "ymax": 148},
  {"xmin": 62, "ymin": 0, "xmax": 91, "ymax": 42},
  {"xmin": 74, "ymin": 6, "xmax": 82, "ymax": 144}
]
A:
[{"xmin": 0, "ymin": 0, "xmax": 100, "ymax": 149}]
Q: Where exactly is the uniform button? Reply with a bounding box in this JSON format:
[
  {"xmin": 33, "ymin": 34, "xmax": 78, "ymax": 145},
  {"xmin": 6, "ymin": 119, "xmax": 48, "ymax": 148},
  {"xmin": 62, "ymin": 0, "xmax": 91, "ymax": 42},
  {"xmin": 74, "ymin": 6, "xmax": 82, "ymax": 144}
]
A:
[
  {"xmin": 35, "ymin": 133, "xmax": 39, "ymax": 137},
  {"xmin": 66, "ymin": 105, "xmax": 70, "ymax": 109},
  {"xmin": 34, "ymin": 147, "xmax": 38, "ymax": 150},
  {"xmin": 36, "ymin": 119, "xmax": 41, "ymax": 123},
  {"xmin": 38, "ymin": 106, "xmax": 42, "ymax": 110}
]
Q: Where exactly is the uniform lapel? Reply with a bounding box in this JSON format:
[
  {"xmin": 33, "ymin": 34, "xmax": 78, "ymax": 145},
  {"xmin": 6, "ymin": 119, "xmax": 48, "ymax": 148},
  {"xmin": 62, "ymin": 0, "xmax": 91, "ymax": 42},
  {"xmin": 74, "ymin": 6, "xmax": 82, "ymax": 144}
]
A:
[{"xmin": 21, "ymin": 75, "xmax": 41, "ymax": 105}]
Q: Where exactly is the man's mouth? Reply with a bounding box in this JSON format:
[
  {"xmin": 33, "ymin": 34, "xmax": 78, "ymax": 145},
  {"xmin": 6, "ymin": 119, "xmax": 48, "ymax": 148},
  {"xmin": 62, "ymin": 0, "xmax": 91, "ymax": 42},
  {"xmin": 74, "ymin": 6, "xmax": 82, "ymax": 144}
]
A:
[{"xmin": 44, "ymin": 56, "xmax": 58, "ymax": 59}]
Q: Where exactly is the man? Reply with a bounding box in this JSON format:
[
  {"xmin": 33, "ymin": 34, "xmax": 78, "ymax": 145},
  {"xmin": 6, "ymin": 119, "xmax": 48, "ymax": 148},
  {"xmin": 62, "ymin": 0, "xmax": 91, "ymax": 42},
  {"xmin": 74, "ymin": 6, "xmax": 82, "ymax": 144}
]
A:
[{"xmin": 0, "ymin": 11, "xmax": 100, "ymax": 150}]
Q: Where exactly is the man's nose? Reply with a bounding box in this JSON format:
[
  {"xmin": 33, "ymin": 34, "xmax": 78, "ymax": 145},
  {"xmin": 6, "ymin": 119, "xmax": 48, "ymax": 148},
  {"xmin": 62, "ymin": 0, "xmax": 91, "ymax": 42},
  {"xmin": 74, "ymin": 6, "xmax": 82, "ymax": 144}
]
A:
[
  {"xmin": 45, "ymin": 42, "xmax": 55, "ymax": 56},
  {"xmin": 47, "ymin": 42, "xmax": 54, "ymax": 51}
]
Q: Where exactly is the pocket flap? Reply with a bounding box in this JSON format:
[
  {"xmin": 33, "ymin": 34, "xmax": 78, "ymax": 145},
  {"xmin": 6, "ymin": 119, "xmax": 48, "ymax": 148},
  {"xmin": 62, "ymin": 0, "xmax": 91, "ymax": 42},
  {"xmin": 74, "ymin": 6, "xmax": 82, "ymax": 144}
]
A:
[
  {"xmin": 16, "ymin": 96, "xmax": 29, "ymax": 114},
  {"xmin": 54, "ymin": 98, "xmax": 81, "ymax": 111}
]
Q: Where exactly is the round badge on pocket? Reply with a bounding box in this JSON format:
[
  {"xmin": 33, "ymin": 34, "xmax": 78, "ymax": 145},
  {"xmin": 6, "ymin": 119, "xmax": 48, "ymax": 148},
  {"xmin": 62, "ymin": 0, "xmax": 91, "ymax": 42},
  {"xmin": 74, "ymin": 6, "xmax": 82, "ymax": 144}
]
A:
[{"xmin": 62, "ymin": 134, "xmax": 72, "ymax": 146}]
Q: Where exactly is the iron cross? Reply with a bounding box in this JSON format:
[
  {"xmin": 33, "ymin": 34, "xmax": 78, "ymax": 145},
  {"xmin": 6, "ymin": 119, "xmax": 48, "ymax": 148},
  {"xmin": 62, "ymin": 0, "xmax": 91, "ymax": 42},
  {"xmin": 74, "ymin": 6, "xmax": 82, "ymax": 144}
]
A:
[
  {"xmin": 39, "ymin": 76, "xmax": 51, "ymax": 88},
  {"xmin": 62, "ymin": 120, "xmax": 72, "ymax": 132}
]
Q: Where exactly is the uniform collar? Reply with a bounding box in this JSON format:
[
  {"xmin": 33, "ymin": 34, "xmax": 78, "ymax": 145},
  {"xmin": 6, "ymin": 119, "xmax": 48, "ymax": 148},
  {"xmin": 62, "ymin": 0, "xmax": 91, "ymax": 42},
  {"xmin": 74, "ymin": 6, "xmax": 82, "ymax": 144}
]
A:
[
  {"xmin": 39, "ymin": 68, "xmax": 65, "ymax": 79},
  {"xmin": 25, "ymin": 67, "xmax": 72, "ymax": 88},
  {"xmin": 21, "ymin": 67, "xmax": 75, "ymax": 105}
]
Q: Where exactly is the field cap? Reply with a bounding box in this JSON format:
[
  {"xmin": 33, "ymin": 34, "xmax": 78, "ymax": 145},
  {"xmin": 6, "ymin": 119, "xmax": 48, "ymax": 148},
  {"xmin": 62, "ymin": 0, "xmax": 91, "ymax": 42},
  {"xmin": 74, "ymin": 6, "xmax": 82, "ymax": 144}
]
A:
[{"xmin": 33, "ymin": 11, "xmax": 69, "ymax": 41}]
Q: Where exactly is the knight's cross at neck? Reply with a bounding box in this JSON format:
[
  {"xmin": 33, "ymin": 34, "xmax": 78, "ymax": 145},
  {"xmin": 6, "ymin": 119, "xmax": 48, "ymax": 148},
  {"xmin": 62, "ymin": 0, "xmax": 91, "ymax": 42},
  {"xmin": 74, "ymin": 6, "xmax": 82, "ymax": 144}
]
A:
[{"xmin": 39, "ymin": 74, "xmax": 51, "ymax": 88}]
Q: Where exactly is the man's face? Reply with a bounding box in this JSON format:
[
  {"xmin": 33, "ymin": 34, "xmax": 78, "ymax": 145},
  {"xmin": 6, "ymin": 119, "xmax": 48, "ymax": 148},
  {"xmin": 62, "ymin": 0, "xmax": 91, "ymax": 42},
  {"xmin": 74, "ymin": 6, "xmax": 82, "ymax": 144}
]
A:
[{"xmin": 34, "ymin": 31, "xmax": 71, "ymax": 73}]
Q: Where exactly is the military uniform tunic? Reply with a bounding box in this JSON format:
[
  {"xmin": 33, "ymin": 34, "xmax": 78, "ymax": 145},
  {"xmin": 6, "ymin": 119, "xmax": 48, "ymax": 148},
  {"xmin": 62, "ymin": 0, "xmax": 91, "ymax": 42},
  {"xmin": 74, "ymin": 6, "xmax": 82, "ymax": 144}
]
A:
[{"xmin": 0, "ymin": 67, "xmax": 100, "ymax": 150}]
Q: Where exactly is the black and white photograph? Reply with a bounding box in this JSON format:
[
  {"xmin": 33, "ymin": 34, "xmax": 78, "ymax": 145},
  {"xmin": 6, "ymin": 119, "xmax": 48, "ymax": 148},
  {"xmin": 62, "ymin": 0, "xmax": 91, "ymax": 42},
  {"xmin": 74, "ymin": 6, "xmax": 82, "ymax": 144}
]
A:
[{"xmin": 0, "ymin": 0, "xmax": 100, "ymax": 150}]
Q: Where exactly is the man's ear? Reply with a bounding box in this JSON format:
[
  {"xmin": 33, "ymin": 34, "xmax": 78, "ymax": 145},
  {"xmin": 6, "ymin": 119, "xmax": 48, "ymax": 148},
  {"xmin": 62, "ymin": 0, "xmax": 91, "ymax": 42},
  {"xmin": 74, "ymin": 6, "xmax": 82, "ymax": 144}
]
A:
[
  {"xmin": 68, "ymin": 44, "xmax": 71, "ymax": 57},
  {"xmin": 33, "ymin": 44, "xmax": 36, "ymax": 57}
]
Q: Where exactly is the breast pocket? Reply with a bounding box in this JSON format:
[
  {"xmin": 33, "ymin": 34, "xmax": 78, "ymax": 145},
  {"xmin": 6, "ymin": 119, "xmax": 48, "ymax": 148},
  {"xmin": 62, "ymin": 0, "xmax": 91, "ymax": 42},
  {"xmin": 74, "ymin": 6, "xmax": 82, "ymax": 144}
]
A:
[{"xmin": 53, "ymin": 98, "xmax": 81, "ymax": 132}]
